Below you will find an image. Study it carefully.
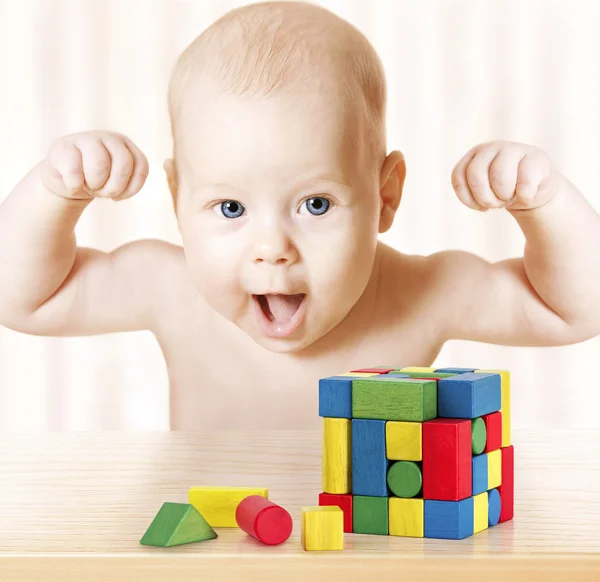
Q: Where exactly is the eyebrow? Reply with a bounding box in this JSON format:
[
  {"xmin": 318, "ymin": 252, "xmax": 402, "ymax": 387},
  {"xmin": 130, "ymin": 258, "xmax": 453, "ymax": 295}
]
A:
[{"xmin": 194, "ymin": 174, "xmax": 351, "ymax": 193}]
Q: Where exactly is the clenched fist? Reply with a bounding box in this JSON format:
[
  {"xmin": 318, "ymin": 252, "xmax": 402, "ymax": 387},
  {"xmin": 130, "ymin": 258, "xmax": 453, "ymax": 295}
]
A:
[
  {"xmin": 451, "ymin": 141, "xmax": 562, "ymax": 212},
  {"xmin": 41, "ymin": 131, "xmax": 149, "ymax": 201}
]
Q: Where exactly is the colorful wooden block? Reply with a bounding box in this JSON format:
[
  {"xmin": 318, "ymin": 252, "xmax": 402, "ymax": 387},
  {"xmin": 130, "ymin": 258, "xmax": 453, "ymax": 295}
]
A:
[
  {"xmin": 424, "ymin": 498, "xmax": 474, "ymax": 539},
  {"xmin": 352, "ymin": 377, "xmax": 437, "ymax": 422},
  {"xmin": 318, "ymin": 492, "xmax": 353, "ymax": 533},
  {"xmin": 472, "ymin": 453, "xmax": 488, "ymax": 495},
  {"xmin": 488, "ymin": 488, "xmax": 502, "ymax": 526},
  {"xmin": 387, "ymin": 461, "xmax": 422, "ymax": 498},
  {"xmin": 398, "ymin": 367, "xmax": 436, "ymax": 373},
  {"xmin": 301, "ymin": 506, "xmax": 344, "ymax": 551},
  {"xmin": 350, "ymin": 367, "xmax": 397, "ymax": 374},
  {"xmin": 471, "ymin": 417, "xmax": 487, "ymax": 455},
  {"xmin": 323, "ymin": 418, "xmax": 351, "ymax": 494},
  {"xmin": 380, "ymin": 373, "xmax": 411, "ymax": 378},
  {"xmin": 386, "ymin": 421, "xmax": 422, "ymax": 461},
  {"xmin": 389, "ymin": 497, "xmax": 424, "ymax": 537},
  {"xmin": 498, "ymin": 445, "xmax": 514, "ymax": 523},
  {"xmin": 399, "ymin": 372, "xmax": 456, "ymax": 379},
  {"xmin": 434, "ymin": 367, "xmax": 477, "ymax": 374},
  {"xmin": 188, "ymin": 486, "xmax": 268, "ymax": 528},
  {"xmin": 235, "ymin": 495, "xmax": 292, "ymax": 545},
  {"xmin": 487, "ymin": 449, "xmax": 502, "ymax": 489},
  {"xmin": 473, "ymin": 492, "xmax": 488, "ymax": 534},
  {"xmin": 140, "ymin": 502, "xmax": 217, "ymax": 547},
  {"xmin": 319, "ymin": 376, "xmax": 353, "ymax": 418},
  {"xmin": 476, "ymin": 369, "xmax": 511, "ymax": 447},
  {"xmin": 423, "ymin": 419, "xmax": 472, "ymax": 501},
  {"xmin": 352, "ymin": 419, "xmax": 389, "ymax": 496},
  {"xmin": 482, "ymin": 411, "xmax": 502, "ymax": 452},
  {"xmin": 437, "ymin": 373, "xmax": 501, "ymax": 419},
  {"xmin": 353, "ymin": 495, "xmax": 389, "ymax": 535}
]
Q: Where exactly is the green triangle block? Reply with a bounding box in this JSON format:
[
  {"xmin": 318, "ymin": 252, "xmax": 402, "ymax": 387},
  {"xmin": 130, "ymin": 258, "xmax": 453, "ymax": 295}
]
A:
[{"xmin": 140, "ymin": 502, "xmax": 218, "ymax": 547}]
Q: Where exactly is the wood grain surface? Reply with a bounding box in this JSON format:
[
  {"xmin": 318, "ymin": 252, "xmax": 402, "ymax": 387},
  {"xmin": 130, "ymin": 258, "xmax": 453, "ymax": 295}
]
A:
[{"xmin": 0, "ymin": 430, "xmax": 598, "ymax": 581}]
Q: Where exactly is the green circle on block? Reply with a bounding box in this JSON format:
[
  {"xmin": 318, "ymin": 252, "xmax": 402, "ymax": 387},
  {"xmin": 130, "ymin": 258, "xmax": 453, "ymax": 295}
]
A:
[
  {"xmin": 387, "ymin": 461, "xmax": 422, "ymax": 498},
  {"xmin": 472, "ymin": 417, "xmax": 487, "ymax": 455}
]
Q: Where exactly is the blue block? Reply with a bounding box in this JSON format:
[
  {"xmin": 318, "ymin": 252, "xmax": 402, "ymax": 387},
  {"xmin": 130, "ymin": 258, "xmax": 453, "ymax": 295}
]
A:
[
  {"xmin": 424, "ymin": 498, "xmax": 475, "ymax": 540},
  {"xmin": 488, "ymin": 488, "xmax": 502, "ymax": 526},
  {"xmin": 434, "ymin": 367, "xmax": 478, "ymax": 374},
  {"xmin": 437, "ymin": 373, "xmax": 501, "ymax": 419},
  {"xmin": 472, "ymin": 453, "xmax": 488, "ymax": 495},
  {"xmin": 352, "ymin": 419, "xmax": 389, "ymax": 497},
  {"xmin": 319, "ymin": 376, "xmax": 354, "ymax": 418}
]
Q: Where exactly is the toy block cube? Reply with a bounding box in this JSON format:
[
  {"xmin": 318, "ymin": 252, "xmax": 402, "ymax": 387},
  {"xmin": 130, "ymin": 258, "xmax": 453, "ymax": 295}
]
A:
[
  {"xmin": 476, "ymin": 369, "xmax": 511, "ymax": 446},
  {"xmin": 140, "ymin": 502, "xmax": 217, "ymax": 547},
  {"xmin": 472, "ymin": 453, "xmax": 488, "ymax": 495},
  {"xmin": 487, "ymin": 449, "xmax": 502, "ymax": 489},
  {"xmin": 438, "ymin": 373, "xmax": 501, "ymax": 419},
  {"xmin": 322, "ymin": 418, "xmax": 351, "ymax": 494},
  {"xmin": 488, "ymin": 488, "xmax": 502, "ymax": 526},
  {"xmin": 319, "ymin": 492, "xmax": 353, "ymax": 533},
  {"xmin": 498, "ymin": 445, "xmax": 514, "ymax": 523},
  {"xmin": 386, "ymin": 421, "xmax": 422, "ymax": 461},
  {"xmin": 352, "ymin": 419, "xmax": 389, "ymax": 496},
  {"xmin": 387, "ymin": 461, "xmax": 422, "ymax": 498},
  {"xmin": 188, "ymin": 486, "xmax": 268, "ymax": 527},
  {"xmin": 301, "ymin": 506, "xmax": 344, "ymax": 551},
  {"xmin": 424, "ymin": 498, "xmax": 474, "ymax": 539},
  {"xmin": 434, "ymin": 367, "xmax": 477, "ymax": 374},
  {"xmin": 353, "ymin": 496, "xmax": 389, "ymax": 535},
  {"xmin": 423, "ymin": 419, "xmax": 472, "ymax": 501},
  {"xmin": 319, "ymin": 376, "xmax": 353, "ymax": 418},
  {"xmin": 482, "ymin": 411, "xmax": 502, "ymax": 452},
  {"xmin": 352, "ymin": 377, "xmax": 437, "ymax": 422},
  {"xmin": 398, "ymin": 367, "xmax": 436, "ymax": 373},
  {"xmin": 471, "ymin": 417, "xmax": 487, "ymax": 455},
  {"xmin": 473, "ymin": 492, "xmax": 488, "ymax": 534},
  {"xmin": 389, "ymin": 497, "xmax": 424, "ymax": 537},
  {"xmin": 399, "ymin": 372, "xmax": 457, "ymax": 379}
]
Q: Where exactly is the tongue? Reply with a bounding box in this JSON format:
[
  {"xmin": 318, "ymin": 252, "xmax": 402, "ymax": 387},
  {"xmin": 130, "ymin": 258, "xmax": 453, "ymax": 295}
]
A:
[{"xmin": 265, "ymin": 294, "xmax": 304, "ymax": 324}]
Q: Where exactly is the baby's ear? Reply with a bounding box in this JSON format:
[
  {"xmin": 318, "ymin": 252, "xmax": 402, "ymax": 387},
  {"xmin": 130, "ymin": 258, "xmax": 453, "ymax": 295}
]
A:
[
  {"xmin": 163, "ymin": 158, "xmax": 179, "ymax": 214},
  {"xmin": 378, "ymin": 150, "xmax": 406, "ymax": 233}
]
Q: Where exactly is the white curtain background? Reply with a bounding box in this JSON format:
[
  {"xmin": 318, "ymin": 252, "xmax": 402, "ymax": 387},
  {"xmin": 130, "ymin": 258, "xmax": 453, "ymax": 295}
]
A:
[{"xmin": 0, "ymin": 0, "xmax": 598, "ymax": 430}]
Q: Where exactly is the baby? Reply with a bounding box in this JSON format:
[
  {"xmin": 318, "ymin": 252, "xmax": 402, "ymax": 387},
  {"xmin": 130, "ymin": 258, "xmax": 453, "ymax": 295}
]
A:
[{"xmin": 1, "ymin": 1, "xmax": 600, "ymax": 430}]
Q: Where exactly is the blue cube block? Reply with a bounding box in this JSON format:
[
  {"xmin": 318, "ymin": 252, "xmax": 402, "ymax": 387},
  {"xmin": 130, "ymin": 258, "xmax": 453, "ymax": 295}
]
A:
[
  {"xmin": 488, "ymin": 488, "xmax": 502, "ymax": 526},
  {"xmin": 424, "ymin": 498, "xmax": 475, "ymax": 539},
  {"xmin": 434, "ymin": 367, "xmax": 478, "ymax": 374},
  {"xmin": 472, "ymin": 453, "xmax": 488, "ymax": 495},
  {"xmin": 437, "ymin": 373, "xmax": 501, "ymax": 419},
  {"xmin": 352, "ymin": 419, "xmax": 389, "ymax": 497},
  {"xmin": 319, "ymin": 376, "xmax": 354, "ymax": 418}
]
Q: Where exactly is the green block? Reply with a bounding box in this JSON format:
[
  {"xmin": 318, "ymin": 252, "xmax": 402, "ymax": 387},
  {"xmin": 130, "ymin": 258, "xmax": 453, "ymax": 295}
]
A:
[
  {"xmin": 140, "ymin": 502, "xmax": 218, "ymax": 547},
  {"xmin": 471, "ymin": 417, "xmax": 487, "ymax": 455},
  {"xmin": 387, "ymin": 461, "xmax": 423, "ymax": 498},
  {"xmin": 353, "ymin": 495, "xmax": 389, "ymax": 535},
  {"xmin": 395, "ymin": 371, "xmax": 457, "ymax": 379},
  {"xmin": 352, "ymin": 378, "xmax": 437, "ymax": 421}
]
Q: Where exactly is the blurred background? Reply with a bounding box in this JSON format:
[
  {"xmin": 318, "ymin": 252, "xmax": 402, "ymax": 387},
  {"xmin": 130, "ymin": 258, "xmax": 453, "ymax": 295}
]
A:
[{"xmin": 0, "ymin": 0, "xmax": 598, "ymax": 430}]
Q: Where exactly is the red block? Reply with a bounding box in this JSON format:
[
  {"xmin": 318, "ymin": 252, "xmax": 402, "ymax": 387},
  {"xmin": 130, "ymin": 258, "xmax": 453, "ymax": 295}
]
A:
[
  {"xmin": 498, "ymin": 445, "xmax": 514, "ymax": 523},
  {"xmin": 350, "ymin": 367, "xmax": 395, "ymax": 374},
  {"xmin": 319, "ymin": 492, "xmax": 353, "ymax": 533},
  {"xmin": 235, "ymin": 495, "xmax": 293, "ymax": 545},
  {"xmin": 423, "ymin": 419, "xmax": 472, "ymax": 501},
  {"xmin": 482, "ymin": 411, "xmax": 502, "ymax": 452}
]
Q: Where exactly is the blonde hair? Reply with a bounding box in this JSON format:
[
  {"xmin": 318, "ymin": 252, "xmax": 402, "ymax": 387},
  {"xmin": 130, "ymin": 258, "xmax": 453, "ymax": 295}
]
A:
[{"xmin": 168, "ymin": 1, "xmax": 387, "ymax": 163}]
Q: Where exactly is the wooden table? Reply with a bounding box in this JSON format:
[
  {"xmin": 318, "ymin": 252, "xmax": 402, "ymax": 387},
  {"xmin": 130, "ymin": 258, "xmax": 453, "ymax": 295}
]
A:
[{"xmin": 0, "ymin": 430, "xmax": 598, "ymax": 581}]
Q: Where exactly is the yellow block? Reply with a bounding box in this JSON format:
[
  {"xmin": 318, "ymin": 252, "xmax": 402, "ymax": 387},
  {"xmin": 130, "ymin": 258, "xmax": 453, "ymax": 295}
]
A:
[
  {"xmin": 473, "ymin": 492, "xmax": 488, "ymax": 534},
  {"xmin": 389, "ymin": 497, "xmax": 424, "ymax": 537},
  {"xmin": 338, "ymin": 372, "xmax": 379, "ymax": 377},
  {"xmin": 398, "ymin": 367, "xmax": 436, "ymax": 373},
  {"xmin": 476, "ymin": 369, "xmax": 511, "ymax": 447},
  {"xmin": 188, "ymin": 486, "xmax": 268, "ymax": 527},
  {"xmin": 487, "ymin": 449, "xmax": 502, "ymax": 489},
  {"xmin": 386, "ymin": 421, "xmax": 422, "ymax": 461},
  {"xmin": 301, "ymin": 506, "xmax": 344, "ymax": 551},
  {"xmin": 323, "ymin": 418, "xmax": 351, "ymax": 494}
]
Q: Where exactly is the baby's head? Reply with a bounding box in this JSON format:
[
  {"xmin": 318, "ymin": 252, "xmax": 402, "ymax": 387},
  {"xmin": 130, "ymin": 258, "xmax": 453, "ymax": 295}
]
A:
[{"xmin": 164, "ymin": 1, "xmax": 406, "ymax": 353}]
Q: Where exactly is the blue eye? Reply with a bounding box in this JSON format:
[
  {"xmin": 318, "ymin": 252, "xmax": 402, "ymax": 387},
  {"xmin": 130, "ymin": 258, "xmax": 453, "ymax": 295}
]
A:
[
  {"xmin": 301, "ymin": 197, "xmax": 330, "ymax": 216},
  {"xmin": 214, "ymin": 200, "xmax": 245, "ymax": 219}
]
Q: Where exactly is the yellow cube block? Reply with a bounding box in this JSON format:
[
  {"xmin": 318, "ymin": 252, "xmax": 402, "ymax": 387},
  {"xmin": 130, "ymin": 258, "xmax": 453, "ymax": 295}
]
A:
[
  {"xmin": 476, "ymin": 369, "xmax": 511, "ymax": 447},
  {"xmin": 301, "ymin": 506, "xmax": 344, "ymax": 551},
  {"xmin": 473, "ymin": 492, "xmax": 488, "ymax": 534},
  {"xmin": 322, "ymin": 418, "xmax": 351, "ymax": 494},
  {"xmin": 188, "ymin": 486, "xmax": 268, "ymax": 527},
  {"xmin": 398, "ymin": 367, "xmax": 436, "ymax": 373},
  {"xmin": 386, "ymin": 421, "xmax": 422, "ymax": 461},
  {"xmin": 389, "ymin": 497, "xmax": 423, "ymax": 537},
  {"xmin": 487, "ymin": 449, "xmax": 502, "ymax": 489}
]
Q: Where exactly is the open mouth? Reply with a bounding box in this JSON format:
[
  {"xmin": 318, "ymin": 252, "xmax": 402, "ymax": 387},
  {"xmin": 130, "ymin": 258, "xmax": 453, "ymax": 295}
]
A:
[{"xmin": 252, "ymin": 293, "xmax": 307, "ymax": 338}]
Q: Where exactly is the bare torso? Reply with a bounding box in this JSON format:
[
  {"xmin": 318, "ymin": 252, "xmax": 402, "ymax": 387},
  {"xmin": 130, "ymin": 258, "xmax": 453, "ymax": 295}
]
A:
[{"xmin": 152, "ymin": 242, "xmax": 447, "ymax": 430}]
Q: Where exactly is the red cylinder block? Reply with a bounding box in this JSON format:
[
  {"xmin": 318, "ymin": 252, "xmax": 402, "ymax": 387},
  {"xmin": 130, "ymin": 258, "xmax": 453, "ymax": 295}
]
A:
[{"xmin": 235, "ymin": 495, "xmax": 293, "ymax": 545}]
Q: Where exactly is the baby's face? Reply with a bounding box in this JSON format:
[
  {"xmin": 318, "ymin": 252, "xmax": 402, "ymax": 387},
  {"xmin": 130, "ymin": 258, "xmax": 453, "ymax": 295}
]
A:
[{"xmin": 172, "ymin": 89, "xmax": 383, "ymax": 353}]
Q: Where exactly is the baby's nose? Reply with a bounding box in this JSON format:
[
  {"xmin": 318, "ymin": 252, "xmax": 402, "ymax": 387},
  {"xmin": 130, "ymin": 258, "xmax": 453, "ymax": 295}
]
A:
[{"xmin": 252, "ymin": 230, "xmax": 298, "ymax": 265}]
